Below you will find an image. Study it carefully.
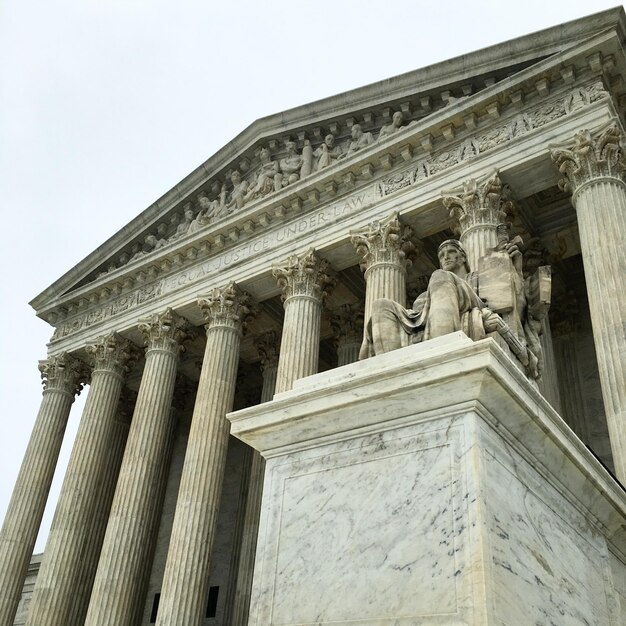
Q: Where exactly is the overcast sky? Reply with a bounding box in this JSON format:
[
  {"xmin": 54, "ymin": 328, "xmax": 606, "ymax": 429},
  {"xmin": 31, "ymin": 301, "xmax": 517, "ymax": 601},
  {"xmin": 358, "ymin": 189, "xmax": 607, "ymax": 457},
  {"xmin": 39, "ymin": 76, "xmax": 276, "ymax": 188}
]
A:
[{"xmin": 0, "ymin": 0, "xmax": 619, "ymax": 554}]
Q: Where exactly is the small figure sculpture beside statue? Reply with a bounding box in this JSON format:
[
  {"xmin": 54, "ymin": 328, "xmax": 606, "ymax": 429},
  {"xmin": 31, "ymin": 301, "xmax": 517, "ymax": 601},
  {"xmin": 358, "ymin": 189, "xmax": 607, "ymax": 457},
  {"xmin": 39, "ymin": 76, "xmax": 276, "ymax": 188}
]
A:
[{"xmin": 361, "ymin": 231, "xmax": 551, "ymax": 381}]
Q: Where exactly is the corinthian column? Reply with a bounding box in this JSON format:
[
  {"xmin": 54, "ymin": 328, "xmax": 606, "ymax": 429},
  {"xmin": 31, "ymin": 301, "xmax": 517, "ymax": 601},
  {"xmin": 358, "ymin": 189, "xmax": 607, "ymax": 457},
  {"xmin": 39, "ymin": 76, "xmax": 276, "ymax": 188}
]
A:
[
  {"xmin": 26, "ymin": 334, "xmax": 136, "ymax": 626},
  {"xmin": 551, "ymin": 120, "xmax": 626, "ymax": 483},
  {"xmin": 273, "ymin": 249, "xmax": 335, "ymax": 394},
  {"xmin": 69, "ymin": 389, "xmax": 136, "ymax": 626},
  {"xmin": 156, "ymin": 284, "xmax": 254, "ymax": 626},
  {"xmin": 0, "ymin": 354, "xmax": 86, "ymax": 626},
  {"xmin": 331, "ymin": 304, "xmax": 364, "ymax": 366},
  {"xmin": 442, "ymin": 171, "xmax": 512, "ymax": 271},
  {"xmin": 85, "ymin": 309, "xmax": 190, "ymax": 626},
  {"xmin": 230, "ymin": 332, "xmax": 279, "ymax": 626},
  {"xmin": 351, "ymin": 211, "xmax": 415, "ymax": 328}
]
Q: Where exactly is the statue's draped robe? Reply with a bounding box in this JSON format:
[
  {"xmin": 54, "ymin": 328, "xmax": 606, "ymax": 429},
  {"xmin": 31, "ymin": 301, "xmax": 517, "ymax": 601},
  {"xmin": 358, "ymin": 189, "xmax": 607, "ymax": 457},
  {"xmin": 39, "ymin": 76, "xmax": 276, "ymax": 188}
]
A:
[{"xmin": 362, "ymin": 269, "xmax": 486, "ymax": 358}]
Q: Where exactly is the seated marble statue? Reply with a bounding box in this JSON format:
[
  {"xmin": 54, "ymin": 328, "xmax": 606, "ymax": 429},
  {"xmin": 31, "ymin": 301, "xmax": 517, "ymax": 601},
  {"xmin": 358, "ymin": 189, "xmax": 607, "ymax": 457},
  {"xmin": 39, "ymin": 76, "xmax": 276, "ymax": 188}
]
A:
[
  {"xmin": 361, "ymin": 239, "xmax": 501, "ymax": 359},
  {"xmin": 378, "ymin": 111, "xmax": 405, "ymax": 141}
]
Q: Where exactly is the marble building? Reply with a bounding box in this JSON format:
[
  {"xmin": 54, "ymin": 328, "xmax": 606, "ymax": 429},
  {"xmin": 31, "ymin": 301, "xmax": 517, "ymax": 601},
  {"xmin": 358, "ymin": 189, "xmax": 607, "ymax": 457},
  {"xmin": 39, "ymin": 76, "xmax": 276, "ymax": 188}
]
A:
[{"xmin": 2, "ymin": 7, "xmax": 626, "ymax": 625}]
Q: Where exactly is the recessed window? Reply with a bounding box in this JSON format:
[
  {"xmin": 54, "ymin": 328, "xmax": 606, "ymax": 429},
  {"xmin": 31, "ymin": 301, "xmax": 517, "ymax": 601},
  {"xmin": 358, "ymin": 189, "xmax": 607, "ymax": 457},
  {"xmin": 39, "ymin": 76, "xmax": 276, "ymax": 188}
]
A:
[
  {"xmin": 206, "ymin": 586, "xmax": 219, "ymax": 618},
  {"xmin": 150, "ymin": 593, "xmax": 160, "ymax": 623}
]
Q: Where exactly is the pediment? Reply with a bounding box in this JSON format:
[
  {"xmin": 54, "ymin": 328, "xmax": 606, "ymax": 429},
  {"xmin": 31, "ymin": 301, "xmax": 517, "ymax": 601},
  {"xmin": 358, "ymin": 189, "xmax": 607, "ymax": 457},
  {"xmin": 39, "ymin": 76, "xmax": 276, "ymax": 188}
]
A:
[{"xmin": 31, "ymin": 7, "xmax": 626, "ymax": 325}]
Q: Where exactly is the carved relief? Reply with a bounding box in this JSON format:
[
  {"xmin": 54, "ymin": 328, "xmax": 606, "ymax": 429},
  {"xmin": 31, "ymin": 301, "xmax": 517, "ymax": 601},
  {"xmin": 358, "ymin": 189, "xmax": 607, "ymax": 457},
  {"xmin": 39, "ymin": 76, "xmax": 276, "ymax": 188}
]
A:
[
  {"xmin": 138, "ymin": 308, "xmax": 192, "ymax": 355},
  {"xmin": 38, "ymin": 353, "xmax": 89, "ymax": 396},
  {"xmin": 84, "ymin": 332, "xmax": 138, "ymax": 378},
  {"xmin": 197, "ymin": 282, "xmax": 256, "ymax": 333},
  {"xmin": 351, "ymin": 212, "xmax": 416, "ymax": 272},
  {"xmin": 273, "ymin": 248, "xmax": 336, "ymax": 301},
  {"xmin": 550, "ymin": 120, "xmax": 625, "ymax": 194}
]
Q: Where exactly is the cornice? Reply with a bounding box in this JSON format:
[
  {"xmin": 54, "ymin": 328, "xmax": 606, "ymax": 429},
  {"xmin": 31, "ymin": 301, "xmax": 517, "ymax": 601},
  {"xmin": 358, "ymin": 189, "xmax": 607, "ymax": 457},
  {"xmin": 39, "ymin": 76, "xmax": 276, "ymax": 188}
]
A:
[{"xmin": 29, "ymin": 10, "xmax": 626, "ymax": 312}]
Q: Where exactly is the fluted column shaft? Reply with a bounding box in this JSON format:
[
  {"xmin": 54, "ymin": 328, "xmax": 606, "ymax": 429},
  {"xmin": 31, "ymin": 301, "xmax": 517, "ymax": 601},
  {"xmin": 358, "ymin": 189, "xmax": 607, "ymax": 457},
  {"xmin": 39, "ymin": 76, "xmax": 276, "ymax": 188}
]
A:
[
  {"xmin": 0, "ymin": 354, "xmax": 85, "ymax": 626},
  {"xmin": 351, "ymin": 212, "xmax": 415, "ymax": 339},
  {"xmin": 26, "ymin": 334, "xmax": 134, "ymax": 626},
  {"xmin": 276, "ymin": 295, "xmax": 321, "ymax": 393},
  {"xmin": 69, "ymin": 394, "xmax": 133, "ymax": 626},
  {"xmin": 273, "ymin": 249, "xmax": 335, "ymax": 394},
  {"xmin": 84, "ymin": 309, "xmax": 189, "ymax": 626},
  {"xmin": 156, "ymin": 284, "xmax": 253, "ymax": 626},
  {"xmin": 230, "ymin": 334, "xmax": 278, "ymax": 625},
  {"xmin": 551, "ymin": 122, "xmax": 626, "ymax": 482},
  {"xmin": 537, "ymin": 318, "xmax": 562, "ymax": 414},
  {"xmin": 442, "ymin": 171, "xmax": 511, "ymax": 272}
]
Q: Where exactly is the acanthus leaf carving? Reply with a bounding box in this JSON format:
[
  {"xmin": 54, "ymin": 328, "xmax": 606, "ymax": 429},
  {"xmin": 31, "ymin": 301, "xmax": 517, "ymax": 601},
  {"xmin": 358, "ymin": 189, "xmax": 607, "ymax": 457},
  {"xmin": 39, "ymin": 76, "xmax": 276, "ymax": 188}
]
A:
[
  {"xmin": 272, "ymin": 248, "xmax": 336, "ymax": 302},
  {"xmin": 550, "ymin": 120, "xmax": 626, "ymax": 195},
  {"xmin": 197, "ymin": 282, "xmax": 256, "ymax": 333}
]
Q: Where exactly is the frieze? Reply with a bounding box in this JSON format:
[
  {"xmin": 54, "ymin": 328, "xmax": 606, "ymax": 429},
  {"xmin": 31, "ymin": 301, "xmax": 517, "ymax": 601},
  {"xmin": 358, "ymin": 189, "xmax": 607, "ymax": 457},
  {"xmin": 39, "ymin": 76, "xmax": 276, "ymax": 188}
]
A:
[
  {"xmin": 51, "ymin": 189, "xmax": 376, "ymax": 341},
  {"xmin": 378, "ymin": 81, "xmax": 608, "ymax": 196}
]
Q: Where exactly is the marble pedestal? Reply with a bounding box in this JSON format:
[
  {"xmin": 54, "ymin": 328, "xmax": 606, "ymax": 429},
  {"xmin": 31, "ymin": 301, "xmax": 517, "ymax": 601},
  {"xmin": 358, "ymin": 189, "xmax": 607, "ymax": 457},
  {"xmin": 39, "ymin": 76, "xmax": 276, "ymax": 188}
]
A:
[{"xmin": 228, "ymin": 333, "xmax": 626, "ymax": 626}]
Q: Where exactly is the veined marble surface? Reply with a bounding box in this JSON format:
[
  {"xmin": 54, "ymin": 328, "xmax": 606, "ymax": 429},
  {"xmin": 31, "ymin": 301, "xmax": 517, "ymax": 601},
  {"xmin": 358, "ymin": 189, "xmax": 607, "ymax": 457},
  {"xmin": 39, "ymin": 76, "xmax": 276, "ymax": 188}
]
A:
[{"xmin": 229, "ymin": 334, "xmax": 626, "ymax": 625}]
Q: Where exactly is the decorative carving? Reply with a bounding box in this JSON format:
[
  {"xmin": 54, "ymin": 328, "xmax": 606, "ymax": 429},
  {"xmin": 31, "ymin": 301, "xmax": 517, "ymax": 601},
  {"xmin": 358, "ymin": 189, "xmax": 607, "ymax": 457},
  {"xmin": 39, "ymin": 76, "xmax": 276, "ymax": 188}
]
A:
[
  {"xmin": 244, "ymin": 146, "xmax": 281, "ymax": 203},
  {"xmin": 378, "ymin": 82, "xmax": 608, "ymax": 196},
  {"xmin": 85, "ymin": 332, "xmax": 138, "ymax": 378},
  {"xmin": 197, "ymin": 282, "xmax": 256, "ymax": 333},
  {"xmin": 351, "ymin": 212, "xmax": 416, "ymax": 272},
  {"xmin": 330, "ymin": 303, "xmax": 364, "ymax": 345},
  {"xmin": 442, "ymin": 171, "xmax": 513, "ymax": 235},
  {"xmin": 378, "ymin": 111, "xmax": 405, "ymax": 141},
  {"xmin": 227, "ymin": 171, "xmax": 249, "ymax": 212},
  {"xmin": 272, "ymin": 249, "xmax": 336, "ymax": 301},
  {"xmin": 363, "ymin": 237, "xmax": 550, "ymax": 380},
  {"xmin": 138, "ymin": 308, "xmax": 192, "ymax": 355},
  {"xmin": 344, "ymin": 123, "xmax": 374, "ymax": 157},
  {"xmin": 314, "ymin": 134, "xmax": 342, "ymax": 170},
  {"xmin": 254, "ymin": 331, "xmax": 280, "ymax": 372},
  {"xmin": 38, "ymin": 353, "xmax": 88, "ymax": 396},
  {"xmin": 550, "ymin": 121, "xmax": 626, "ymax": 195}
]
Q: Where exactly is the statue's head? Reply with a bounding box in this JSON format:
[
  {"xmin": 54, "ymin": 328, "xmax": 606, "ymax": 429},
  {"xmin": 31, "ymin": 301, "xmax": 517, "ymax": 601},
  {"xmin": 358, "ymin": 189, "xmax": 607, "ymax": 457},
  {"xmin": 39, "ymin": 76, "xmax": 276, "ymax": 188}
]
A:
[{"xmin": 438, "ymin": 239, "xmax": 470, "ymax": 273}]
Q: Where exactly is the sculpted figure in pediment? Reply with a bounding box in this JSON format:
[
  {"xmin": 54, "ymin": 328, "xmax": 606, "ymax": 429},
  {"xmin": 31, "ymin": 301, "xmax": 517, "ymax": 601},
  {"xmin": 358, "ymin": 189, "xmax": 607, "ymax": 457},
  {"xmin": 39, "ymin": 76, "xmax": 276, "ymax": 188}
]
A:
[
  {"xmin": 315, "ymin": 133, "xmax": 343, "ymax": 170},
  {"xmin": 343, "ymin": 123, "xmax": 374, "ymax": 157},
  {"xmin": 227, "ymin": 171, "xmax": 249, "ymax": 211},
  {"xmin": 300, "ymin": 139, "xmax": 314, "ymax": 178},
  {"xmin": 244, "ymin": 146, "xmax": 280, "ymax": 202},
  {"xmin": 378, "ymin": 111, "xmax": 405, "ymax": 141},
  {"xmin": 278, "ymin": 141, "xmax": 303, "ymax": 187},
  {"xmin": 169, "ymin": 205, "xmax": 195, "ymax": 241}
]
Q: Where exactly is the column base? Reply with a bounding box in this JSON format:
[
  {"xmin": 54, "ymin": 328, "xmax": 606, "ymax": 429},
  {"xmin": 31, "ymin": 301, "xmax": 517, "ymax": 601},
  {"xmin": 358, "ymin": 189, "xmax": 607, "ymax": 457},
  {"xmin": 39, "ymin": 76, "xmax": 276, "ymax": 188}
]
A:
[{"xmin": 228, "ymin": 333, "xmax": 626, "ymax": 626}]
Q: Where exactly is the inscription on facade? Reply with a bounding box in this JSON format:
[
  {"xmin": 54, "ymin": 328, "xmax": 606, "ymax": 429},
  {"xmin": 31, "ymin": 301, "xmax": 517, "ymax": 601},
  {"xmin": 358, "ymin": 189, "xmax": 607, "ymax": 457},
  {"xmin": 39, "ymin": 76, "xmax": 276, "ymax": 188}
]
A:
[{"xmin": 52, "ymin": 191, "xmax": 375, "ymax": 341}]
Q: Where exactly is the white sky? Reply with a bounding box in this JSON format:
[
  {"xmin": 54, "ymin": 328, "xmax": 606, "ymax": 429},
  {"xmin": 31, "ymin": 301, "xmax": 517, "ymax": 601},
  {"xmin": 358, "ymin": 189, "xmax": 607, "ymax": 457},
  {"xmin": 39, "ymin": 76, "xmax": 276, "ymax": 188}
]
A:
[{"xmin": 0, "ymin": 0, "xmax": 619, "ymax": 554}]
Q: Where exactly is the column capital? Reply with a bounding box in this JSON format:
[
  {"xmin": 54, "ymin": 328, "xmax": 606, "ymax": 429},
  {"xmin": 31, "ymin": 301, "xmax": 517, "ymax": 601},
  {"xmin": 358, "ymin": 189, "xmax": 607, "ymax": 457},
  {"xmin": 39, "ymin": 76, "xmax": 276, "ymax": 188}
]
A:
[
  {"xmin": 330, "ymin": 303, "xmax": 364, "ymax": 345},
  {"xmin": 197, "ymin": 282, "xmax": 256, "ymax": 333},
  {"xmin": 253, "ymin": 331, "xmax": 280, "ymax": 372},
  {"xmin": 550, "ymin": 121, "xmax": 626, "ymax": 197},
  {"xmin": 38, "ymin": 353, "xmax": 88, "ymax": 397},
  {"xmin": 442, "ymin": 170, "xmax": 513, "ymax": 236},
  {"xmin": 85, "ymin": 333, "xmax": 138, "ymax": 379},
  {"xmin": 350, "ymin": 211, "xmax": 416, "ymax": 273},
  {"xmin": 138, "ymin": 308, "xmax": 192, "ymax": 355},
  {"xmin": 273, "ymin": 248, "xmax": 336, "ymax": 302}
]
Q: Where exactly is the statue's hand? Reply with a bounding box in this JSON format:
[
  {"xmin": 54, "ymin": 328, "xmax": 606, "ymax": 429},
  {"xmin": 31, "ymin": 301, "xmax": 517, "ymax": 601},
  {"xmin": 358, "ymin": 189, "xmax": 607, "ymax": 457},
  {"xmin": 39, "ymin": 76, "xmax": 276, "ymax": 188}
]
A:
[{"xmin": 481, "ymin": 308, "xmax": 502, "ymax": 333}]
